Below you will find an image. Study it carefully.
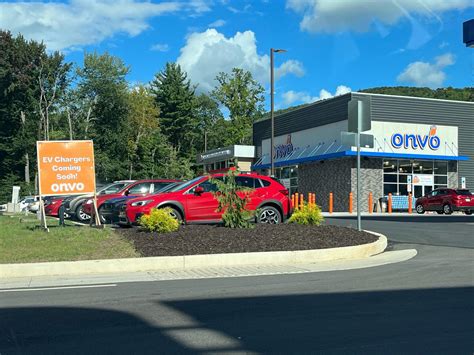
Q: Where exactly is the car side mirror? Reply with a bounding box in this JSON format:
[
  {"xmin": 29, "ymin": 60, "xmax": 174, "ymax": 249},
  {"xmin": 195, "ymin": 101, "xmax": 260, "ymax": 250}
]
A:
[
  {"xmin": 124, "ymin": 190, "xmax": 129, "ymax": 196},
  {"xmin": 194, "ymin": 186, "xmax": 204, "ymax": 195}
]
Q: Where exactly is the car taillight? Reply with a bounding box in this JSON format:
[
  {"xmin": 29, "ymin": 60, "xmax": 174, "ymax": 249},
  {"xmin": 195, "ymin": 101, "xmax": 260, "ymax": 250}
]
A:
[{"xmin": 280, "ymin": 189, "xmax": 289, "ymax": 196}]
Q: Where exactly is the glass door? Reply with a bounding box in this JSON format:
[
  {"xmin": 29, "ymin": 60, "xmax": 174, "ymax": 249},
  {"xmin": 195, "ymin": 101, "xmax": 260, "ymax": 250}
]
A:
[{"xmin": 414, "ymin": 185, "xmax": 433, "ymax": 198}]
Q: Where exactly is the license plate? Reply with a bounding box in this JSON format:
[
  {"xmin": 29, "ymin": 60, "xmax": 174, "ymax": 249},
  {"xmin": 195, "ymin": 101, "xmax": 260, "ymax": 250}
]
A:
[
  {"xmin": 466, "ymin": 198, "xmax": 471, "ymax": 202},
  {"xmin": 119, "ymin": 211, "xmax": 126, "ymax": 217}
]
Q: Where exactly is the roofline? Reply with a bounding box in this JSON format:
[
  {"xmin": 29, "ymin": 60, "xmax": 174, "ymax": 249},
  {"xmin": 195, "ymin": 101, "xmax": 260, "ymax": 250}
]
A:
[{"xmin": 353, "ymin": 91, "xmax": 474, "ymax": 105}]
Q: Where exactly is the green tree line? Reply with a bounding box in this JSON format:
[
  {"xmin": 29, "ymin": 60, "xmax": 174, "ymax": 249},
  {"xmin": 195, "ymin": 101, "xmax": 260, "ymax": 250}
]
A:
[{"xmin": 0, "ymin": 31, "xmax": 265, "ymax": 202}]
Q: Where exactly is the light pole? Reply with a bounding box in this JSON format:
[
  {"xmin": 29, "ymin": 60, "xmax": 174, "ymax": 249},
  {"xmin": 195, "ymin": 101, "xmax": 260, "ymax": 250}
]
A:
[{"xmin": 270, "ymin": 48, "xmax": 286, "ymax": 177}]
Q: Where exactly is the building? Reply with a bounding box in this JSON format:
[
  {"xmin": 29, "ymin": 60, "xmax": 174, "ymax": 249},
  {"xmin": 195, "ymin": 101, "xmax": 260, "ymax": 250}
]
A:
[
  {"xmin": 252, "ymin": 92, "xmax": 473, "ymax": 212},
  {"xmin": 196, "ymin": 145, "xmax": 255, "ymax": 173}
]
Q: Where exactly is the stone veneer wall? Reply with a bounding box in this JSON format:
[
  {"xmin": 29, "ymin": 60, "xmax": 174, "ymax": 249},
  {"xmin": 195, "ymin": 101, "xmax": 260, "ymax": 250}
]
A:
[
  {"xmin": 298, "ymin": 158, "xmax": 352, "ymax": 212},
  {"xmin": 448, "ymin": 171, "xmax": 458, "ymax": 188},
  {"xmin": 350, "ymin": 158, "xmax": 384, "ymax": 212}
]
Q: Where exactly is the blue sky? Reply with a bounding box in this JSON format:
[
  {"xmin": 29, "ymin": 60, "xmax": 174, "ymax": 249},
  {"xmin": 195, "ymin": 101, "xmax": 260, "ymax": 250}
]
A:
[{"xmin": 1, "ymin": 0, "xmax": 473, "ymax": 109}]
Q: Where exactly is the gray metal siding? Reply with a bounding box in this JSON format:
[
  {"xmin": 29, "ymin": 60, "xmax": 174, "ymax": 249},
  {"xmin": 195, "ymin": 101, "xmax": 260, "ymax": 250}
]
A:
[
  {"xmin": 253, "ymin": 93, "xmax": 351, "ymax": 145},
  {"xmin": 352, "ymin": 93, "xmax": 474, "ymax": 189}
]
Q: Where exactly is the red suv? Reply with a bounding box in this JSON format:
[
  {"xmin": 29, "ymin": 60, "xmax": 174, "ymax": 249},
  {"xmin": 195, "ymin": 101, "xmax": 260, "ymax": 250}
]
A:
[
  {"xmin": 82, "ymin": 179, "xmax": 180, "ymax": 218},
  {"xmin": 119, "ymin": 173, "xmax": 291, "ymax": 225},
  {"xmin": 416, "ymin": 188, "xmax": 473, "ymax": 215}
]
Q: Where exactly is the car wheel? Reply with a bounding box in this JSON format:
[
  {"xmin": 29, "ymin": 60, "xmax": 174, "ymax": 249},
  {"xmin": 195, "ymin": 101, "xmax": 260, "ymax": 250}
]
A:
[
  {"xmin": 165, "ymin": 207, "xmax": 183, "ymax": 222},
  {"xmin": 75, "ymin": 204, "xmax": 91, "ymax": 222},
  {"xmin": 436, "ymin": 210, "xmax": 444, "ymax": 214},
  {"xmin": 465, "ymin": 210, "xmax": 472, "ymax": 215},
  {"xmin": 257, "ymin": 206, "xmax": 282, "ymax": 224},
  {"xmin": 98, "ymin": 206, "xmax": 108, "ymax": 224},
  {"xmin": 415, "ymin": 204, "xmax": 425, "ymax": 214},
  {"xmin": 443, "ymin": 204, "xmax": 453, "ymax": 215}
]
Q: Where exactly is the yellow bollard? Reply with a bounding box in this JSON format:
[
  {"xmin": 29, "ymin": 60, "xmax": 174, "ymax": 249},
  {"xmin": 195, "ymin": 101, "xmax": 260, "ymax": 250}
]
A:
[{"xmin": 329, "ymin": 192, "xmax": 333, "ymax": 214}]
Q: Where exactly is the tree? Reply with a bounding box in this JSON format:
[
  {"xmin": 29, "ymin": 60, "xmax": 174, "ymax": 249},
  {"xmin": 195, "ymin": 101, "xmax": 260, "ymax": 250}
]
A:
[
  {"xmin": 76, "ymin": 52, "xmax": 130, "ymax": 181},
  {"xmin": 0, "ymin": 31, "xmax": 71, "ymax": 201},
  {"xmin": 126, "ymin": 85, "xmax": 160, "ymax": 179},
  {"xmin": 150, "ymin": 62, "xmax": 197, "ymax": 158},
  {"xmin": 211, "ymin": 68, "xmax": 265, "ymax": 144}
]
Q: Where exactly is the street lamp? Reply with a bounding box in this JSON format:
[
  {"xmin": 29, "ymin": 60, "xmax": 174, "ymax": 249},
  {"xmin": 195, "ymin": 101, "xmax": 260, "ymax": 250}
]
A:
[{"xmin": 270, "ymin": 48, "xmax": 286, "ymax": 177}]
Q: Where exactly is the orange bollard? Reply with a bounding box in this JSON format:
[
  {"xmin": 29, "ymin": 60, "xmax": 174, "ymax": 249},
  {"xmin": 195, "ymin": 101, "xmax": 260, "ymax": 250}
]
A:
[
  {"xmin": 313, "ymin": 193, "xmax": 316, "ymax": 206},
  {"xmin": 329, "ymin": 192, "xmax": 333, "ymax": 214},
  {"xmin": 368, "ymin": 192, "xmax": 373, "ymax": 214},
  {"xmin": 294, "ymin": 193, "xmax": 299, "ymax": 210},
  {"xmin": 388, "ymin": 193, "xmax": 392, "ymax": 214},
  {"xmin": 300, "ymin": 194, "xmax": 304, "ymax": 210},
  {"xmin": 408, "ymin": 193, "xmax": 412, "ymax": 214},
  {"xmin": 349, "ymin": 192, "xmax": 353, "ymax": 213},
  {"xmin": 291, "ymin": 194, "xmax": 295, "ymax": 209}
]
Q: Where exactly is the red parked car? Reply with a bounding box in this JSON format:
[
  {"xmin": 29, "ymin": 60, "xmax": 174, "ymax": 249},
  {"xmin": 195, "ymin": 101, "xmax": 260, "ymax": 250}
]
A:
[
  {"xmin": 82, "ymin": 179, "xmax": 180, "ymax": 218},
  {"xmin": 119, "ymin": 173, "xmax": 291, "ymax": 225},
  {"xmin": 415, "ymin": 188, "xmax": 474, "ymax": 215},
  {"xmin": 44, "ymin": 196, "xmax": 66, "ymax": 217}
]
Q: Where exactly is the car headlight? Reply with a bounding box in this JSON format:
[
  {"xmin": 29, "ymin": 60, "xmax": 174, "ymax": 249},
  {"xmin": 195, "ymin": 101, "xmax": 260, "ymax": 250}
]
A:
[
  {"xmin": 130, "ymin": 200, "xmax": 153, "ymax": 207},
  {"xmin": 85, "ymin": 199, "xmax": 93, "ymax": 205}
]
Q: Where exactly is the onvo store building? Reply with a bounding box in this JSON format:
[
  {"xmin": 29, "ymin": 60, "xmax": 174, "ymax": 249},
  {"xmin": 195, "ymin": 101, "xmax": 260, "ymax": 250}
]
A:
[{"xmin": 252, "ymin": 93, "xmax": 473, "ymax": 212}]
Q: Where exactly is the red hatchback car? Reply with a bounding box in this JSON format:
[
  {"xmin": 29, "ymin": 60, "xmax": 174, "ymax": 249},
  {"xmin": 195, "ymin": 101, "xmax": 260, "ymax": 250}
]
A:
[
  {"xmin": 119, "ymin": 173, "xmax": 292, "ymax": 225},
  {"xmin": 415, "ymin": 188, "xmax": 474, "ymax": 215},
  {"xmin": 82, "ymin": 179, "xmax": 180, "ymax": 217}
]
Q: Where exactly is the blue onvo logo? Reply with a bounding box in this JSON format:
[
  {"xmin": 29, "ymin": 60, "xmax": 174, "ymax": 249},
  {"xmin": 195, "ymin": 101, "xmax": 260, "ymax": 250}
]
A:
[{"xmin": 391, "ymin": 126, "xmax": 440, "ymax": 150}]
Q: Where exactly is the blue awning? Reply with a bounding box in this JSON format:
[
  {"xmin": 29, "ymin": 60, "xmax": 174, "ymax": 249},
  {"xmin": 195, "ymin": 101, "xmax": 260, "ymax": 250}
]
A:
[{"xmin": 252, "ymin": 150, "xmax": 469, "ymax": 169}]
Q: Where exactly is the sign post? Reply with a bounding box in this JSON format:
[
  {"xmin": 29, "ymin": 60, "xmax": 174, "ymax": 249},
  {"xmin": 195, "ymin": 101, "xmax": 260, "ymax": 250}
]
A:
[
  {"xmin": 347, "ymin": 99, "xmax": 371, "ymax": 231},
  {"xmin": 37, "ymin": 140, "xmax": 98, "ymax": 230}
]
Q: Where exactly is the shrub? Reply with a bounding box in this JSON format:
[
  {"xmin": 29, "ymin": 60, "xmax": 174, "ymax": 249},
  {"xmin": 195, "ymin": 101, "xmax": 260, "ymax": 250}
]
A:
[
  {"xmin": 139, "ymin": 208, "xmax": 179, "ymax": 233},
  {"xmin": 289, "ymin": 203, "xmax": 324, "ymax": 226},
  {"xmin": 210, "ymin": 168, "xmax": 255, "ymax": 229}
]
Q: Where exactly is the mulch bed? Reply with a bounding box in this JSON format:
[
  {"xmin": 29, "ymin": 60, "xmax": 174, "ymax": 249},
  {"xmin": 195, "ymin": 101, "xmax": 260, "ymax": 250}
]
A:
[{"xmin": 117, "ymin": 224, "xmax": 378, "ymax": 257}]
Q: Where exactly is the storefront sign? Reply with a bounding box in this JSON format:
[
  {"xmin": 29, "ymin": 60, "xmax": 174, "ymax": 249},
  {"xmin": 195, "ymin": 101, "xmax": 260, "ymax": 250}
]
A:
[
  {"xmin": 37, "ymin": 140, "xmax": 96, "ymax": 196},
  {"xmin": 273, "ymin": 134, "xmax": 294, "ymax": 159},
  {"xmin": 412, "ymin": 174, "xmax": 434, "ymax": 185},
  {"xmin": 200, "ymin": 149, "xmax": 232, "ymax": 161},
  {"xmin": 391, "ymin": 125, "xmax": 440, "ymax": 151}
]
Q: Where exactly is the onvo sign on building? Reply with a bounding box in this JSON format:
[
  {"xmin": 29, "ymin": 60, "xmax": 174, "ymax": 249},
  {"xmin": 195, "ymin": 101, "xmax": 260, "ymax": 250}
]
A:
[
  {"xmin": 367, "ymin": 121, "xmax": 459, "ymax": 157},
  {"xmin": 37, "ymin": 140, "xmax": 96, "ymax": 196},
  {"xmin": 391, "ymin": 125, "xmax": 441, "ymax": 150}
]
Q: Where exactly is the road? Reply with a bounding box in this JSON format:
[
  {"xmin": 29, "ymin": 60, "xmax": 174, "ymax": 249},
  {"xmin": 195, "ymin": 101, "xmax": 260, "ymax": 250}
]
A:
[{"xmin": 1, "ymin": 215, "xmax": 473, "ymax": 354}]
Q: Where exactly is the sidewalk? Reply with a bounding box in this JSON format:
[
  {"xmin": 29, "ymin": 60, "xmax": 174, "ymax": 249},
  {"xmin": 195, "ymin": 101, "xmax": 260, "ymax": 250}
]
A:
[
  {"xmin": 322, "ymin": 212, "xmax": 464, "ymax": 217},
  {"xmin": 0, "ymin": 249, "xmax": 417, "ymax": 290}
]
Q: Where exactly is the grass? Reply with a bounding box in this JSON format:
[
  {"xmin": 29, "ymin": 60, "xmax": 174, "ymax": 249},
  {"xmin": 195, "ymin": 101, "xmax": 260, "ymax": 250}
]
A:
[{"xmin": 0, "ymin": 214, "xmax": 140, "ymax": 264}]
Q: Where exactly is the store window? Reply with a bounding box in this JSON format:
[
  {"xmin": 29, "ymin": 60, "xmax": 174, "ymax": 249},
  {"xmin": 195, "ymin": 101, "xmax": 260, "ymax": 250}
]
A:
[
  {"xmin": 274, "ymin": 165, "xmax": 298, "ymax": 195},
  {"xmin": 383, "ymin": 159, "xmax": 449, "ymax": 196}
]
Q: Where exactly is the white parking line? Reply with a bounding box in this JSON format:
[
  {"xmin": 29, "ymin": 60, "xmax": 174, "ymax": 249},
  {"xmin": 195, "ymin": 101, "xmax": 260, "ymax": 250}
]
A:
[{"xmin": 0, "ymin": 283, "xmax": 117, "ymax": 293}]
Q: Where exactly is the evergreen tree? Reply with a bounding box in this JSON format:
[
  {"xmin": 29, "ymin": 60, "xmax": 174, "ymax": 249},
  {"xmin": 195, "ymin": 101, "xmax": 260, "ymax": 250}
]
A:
[{"xmin": 150, "ymin": 62, "xmax": 197, "ymax": 158}]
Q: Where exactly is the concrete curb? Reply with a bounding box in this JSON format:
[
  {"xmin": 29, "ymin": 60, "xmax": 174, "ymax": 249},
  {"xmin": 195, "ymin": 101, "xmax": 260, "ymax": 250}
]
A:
[{"xmin": 0, "ymin": 231, "xmax": 387, "ymax": 278}]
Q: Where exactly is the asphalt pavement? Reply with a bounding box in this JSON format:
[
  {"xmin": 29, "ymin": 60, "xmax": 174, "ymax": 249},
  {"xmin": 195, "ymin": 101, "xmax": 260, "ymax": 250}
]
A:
[{"xmin": 1, "ymin": 215, "xmax": 473, "ymax": 354}]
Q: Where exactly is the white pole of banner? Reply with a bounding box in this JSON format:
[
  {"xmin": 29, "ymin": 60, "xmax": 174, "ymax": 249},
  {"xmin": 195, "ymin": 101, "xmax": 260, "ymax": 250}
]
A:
[
  {"xmin": 36, "ymin": 141, "xmax": 49, "ymax": 232},
  {"xmin": 93, "ymin": 192, "xmax": 101, "ymax": 227}
]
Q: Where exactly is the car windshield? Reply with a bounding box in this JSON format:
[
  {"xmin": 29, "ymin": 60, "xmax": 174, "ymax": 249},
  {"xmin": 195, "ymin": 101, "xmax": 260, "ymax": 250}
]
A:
[
  {"xmin": 154, "ymin": 182, "xmax": 183, "ymax": 194},
  {"xmin": 168, "ymin": 177, "xmax": 203, "ymax": 192},
  {"xmin": 455, "ymin": 190, "xmax": 472, "ymax": 195},
  {"xmin": 98, "ymin": 182, "xmax": 130, "ymax": 195}
]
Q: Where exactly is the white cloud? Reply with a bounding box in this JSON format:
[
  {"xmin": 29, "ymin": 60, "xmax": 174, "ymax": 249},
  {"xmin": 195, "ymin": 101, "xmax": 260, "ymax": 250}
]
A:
[
  {"xmin": 150, "ymin": 43, "xmax": 169, "ymax": 52},
  {"xmin": 282, "ymin": 85, "xmax": 351, "ymax": 106},
  {"xmin": 177, "ymin": 29, "xmax": 305, "ymax": 92},
  {"xmin": 208, "ymin": 19, "xmax": 226, "ymax": 28},
  {"xmin": 0, "ymin": 0, "xmax": 192, "ymax": 51},
  {"xmin": 397, "ymin": 53, "xmax": 455, "ymax": 88},
  {"xmin": 286, "ymin": 0, "xmax": 473, "ymax": 33},
  {"xmin": 275, "ymin": 60, "xmax": 305, "ymax": 80}
]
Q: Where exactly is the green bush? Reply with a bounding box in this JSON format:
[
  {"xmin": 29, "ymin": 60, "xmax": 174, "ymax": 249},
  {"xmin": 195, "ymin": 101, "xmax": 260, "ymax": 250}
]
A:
[
  {"xmin": 210, "ymin": 168, "xmax": 255, "ymax": 229},
  {"xmin": 139, "ymin": 208, "xmax": 180, "ymax": 233},
  {"xmin": 288, "ymin": 203, "xmax": 324, "ymax": 226}
]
